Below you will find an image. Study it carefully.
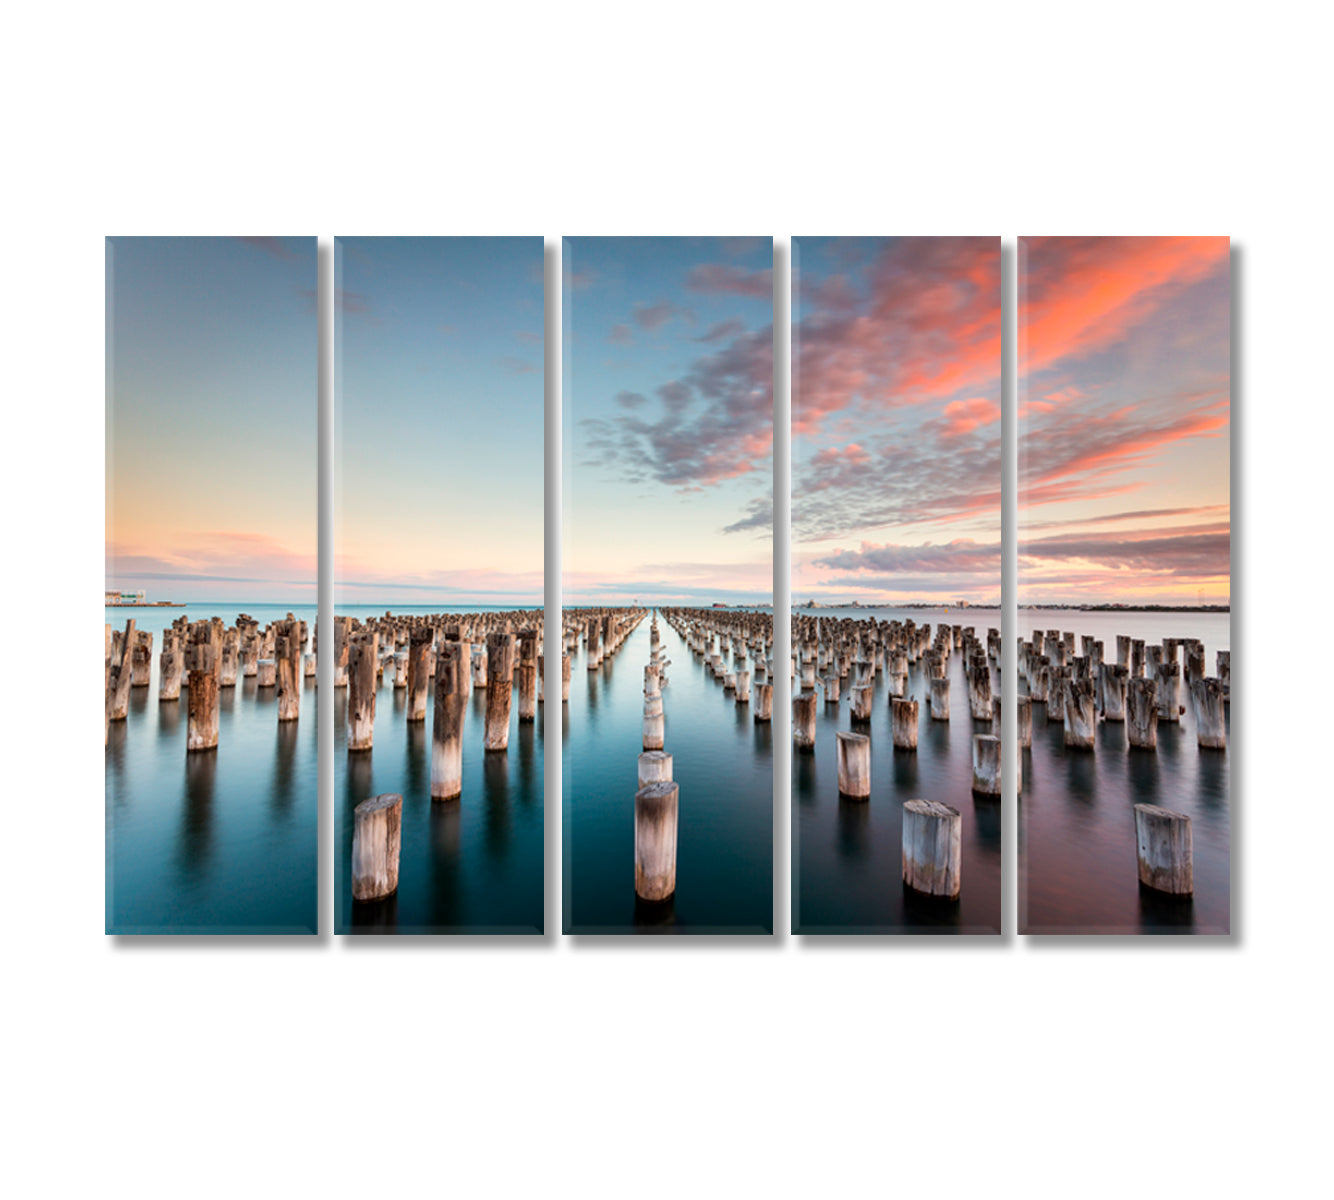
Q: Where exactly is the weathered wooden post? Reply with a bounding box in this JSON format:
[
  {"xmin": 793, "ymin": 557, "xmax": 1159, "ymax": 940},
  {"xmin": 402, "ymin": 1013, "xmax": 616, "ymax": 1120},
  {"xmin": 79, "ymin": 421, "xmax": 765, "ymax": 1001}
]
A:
[
  {"xmin": 638, "ymin": 750, "xmax": 673, "ymax": 785},
  {"xmin": 351, "ymin": 793, "xmax": 402, "ymax": 902},
  {"xmin": 1064, "ymin": 678, "xmax": 1096, "ymax": 749},
  {"xmin": 1191, "ymin": 677, "xmax": 1227, "ymax": 749},
  {"xmin": 106, "ymin": 618, "xmax": 136, "ymax": 731},
  {"xmin": 755, "ymin": 682, "xmax": 773, "ymax": 722},
  {"xmin": 406, "ymin": 627, "xmax": 432, "ymax": 722},
  {"xmin": 1130, "ymin": 639, "xmax": 1145, "ymax": 678},
  {"xmin": 1127, "ymin": 677, "xmax": 1158, "ymax": 750},
  {"xmin": 735, "ymin": 669, "xmax": 751, "ymax": 704},
  {"xmin": 930, "ymin": 676, "xmax": 950, "ymax": 721},
  {"xmin": 891, "ymin": 697, "xmax": 919, "ymax": 750},
  {"xmin": 643, "ymin": 694, "xmax": 665, "ymax": 751},
  {"xmin": 850, "ymin": 684, "xmax": 873, "ymax": 723},
  {"xmin": 793, "ymin": 691, "xmax": 817, "ymax": 751},
  {"xmin": 130, "ymin": 630, "xmax": 153, "ymax": 687},
  {"xmin": 1217, "ymin": 650, "xmax": 1230, "ymax": 699},
  {"xmin": 972, "ymin": 734, "xmax": 1002, "ymax": 796},
  {"xmin": 561, "ymin": 653, "xmax": 572, "ymax": 702},
  {"xmin": 159, "ymin": 631, "xmax": 184, "ymax": 701},
  {"xmin": 256, "ymin": 657, "xmax": 277, "ymax": 688},
  {"xmin": 1102, "ymin": 663, "xmax": 1128, "ymax": 722},
  {"xmin": 333, "ymin": 616, "xmax": 352, "ymax": 687},
  {"xmin": 1155, "ymin": 660, "xmax": 1182, "ymax": 722},
  {"xmin": 634, "ymin": 781, "xmax": 678, "ymax": 902},
  {"xmin": 431, "ymin": 642, "xmax": 468, "ymax": 800},
  {"xmin": 276, "ymin": 621, "xmax": 301, "ymax": 721},
  {"xmin": 220, "ymin": 630, "xmax": 240, "ymax": 687},
  {"xmin": 1134, "ymin": 804, "xmax": 1193, "ymax": 895},
  {"xmin": 836, "ymin": 731, "xmax": 871, "ymax": 799},
  {"xmin": 901, "ymin": 799, "xmax": 961, "ymax": 899},
  {"xmin": 484, "ymin": 633, "xmax": 515, "ymax": 751},
  {"xmin": 186, "ymin": 630, "xmax": 219, "ymax": 751},
  {"xmin": 517, "ymin": 631, "xmax": 538, "ymax": 722},
  {"xmin": 347, "ymin": 633, "xmax": 378, "ymax": 751},
  {"xmin": 967, "ymin": 662, "xmax": 992, "ymax": 721}
]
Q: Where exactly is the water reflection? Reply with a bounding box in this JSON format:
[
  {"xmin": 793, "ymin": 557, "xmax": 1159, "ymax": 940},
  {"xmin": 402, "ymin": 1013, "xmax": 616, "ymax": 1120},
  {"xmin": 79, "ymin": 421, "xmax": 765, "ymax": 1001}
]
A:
[
  {"xmin": 836, "ymin": 797, "xmax": 871, "ymax": 862},
  {"xmin": 178, "ymin": 750, "xmax": 217, "ymax": 872},
  {"xmin": 634, "ymin": 893, "xmax": 676, "ymax": 929},
  {"xmin": 483, "ymin": 750, "xmax": 511, "ymax": 858},
  {"xmin": 273, "ymin": 720, "xmax": 299, "ymax": 816},
  {"xmin": 973, "ymin": 796, "xmax": 1001, "ymax": 851}
]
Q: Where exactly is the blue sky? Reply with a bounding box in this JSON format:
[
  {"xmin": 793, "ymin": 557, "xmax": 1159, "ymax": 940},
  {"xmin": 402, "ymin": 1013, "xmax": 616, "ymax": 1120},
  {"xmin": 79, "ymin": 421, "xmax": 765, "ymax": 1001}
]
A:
[{"xmin": 563, "ymin": 236, "xmax": 773, "ymax": 604}]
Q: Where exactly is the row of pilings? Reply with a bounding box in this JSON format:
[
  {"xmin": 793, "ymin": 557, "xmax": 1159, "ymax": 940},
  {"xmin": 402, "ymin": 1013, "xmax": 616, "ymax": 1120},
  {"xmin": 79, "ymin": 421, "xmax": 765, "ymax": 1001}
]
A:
[
  {"xmin": 791, "ymin": 614, "xmax": 1006, "ymax": 901},
  {"xmin": 347, "ymin": 609, "xmax": 547, "ymax": 902},
  {"xmin": 105, "ymin": 613, "xmax": 311, "ymax": 750},
  {"xmin": 1019, "ymin": 625, "xmax": 1229, "ymax": 897}
]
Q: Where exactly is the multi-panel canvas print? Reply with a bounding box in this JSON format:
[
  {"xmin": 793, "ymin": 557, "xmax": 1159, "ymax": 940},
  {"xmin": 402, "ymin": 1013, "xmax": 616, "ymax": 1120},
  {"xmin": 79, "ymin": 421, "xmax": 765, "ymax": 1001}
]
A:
[
  {"xmin": 1018, "ymin": 236, "xmax": 1230, "ymax": 934},
  {"xmin": 792, "ymin": 237, "xmax": 1003, "ymax": 934},
  {"xmin": 105, "ymin": 236, "xmax": 318, "ymax": 934},
  {"xmin": 334, "ymin": 237, "xmax": 545, "ymax": 934},
  {"xmin": 562, "ymin": 237, "xmax": 774, "ymax": 934}
]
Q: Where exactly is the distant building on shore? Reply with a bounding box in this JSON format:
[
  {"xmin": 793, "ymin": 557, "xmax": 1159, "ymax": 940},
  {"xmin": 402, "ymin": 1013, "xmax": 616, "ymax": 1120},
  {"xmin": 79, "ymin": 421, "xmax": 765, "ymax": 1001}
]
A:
[{"xmin": 106, "ymin": 590, "xmax": 146, "ymax": 605}]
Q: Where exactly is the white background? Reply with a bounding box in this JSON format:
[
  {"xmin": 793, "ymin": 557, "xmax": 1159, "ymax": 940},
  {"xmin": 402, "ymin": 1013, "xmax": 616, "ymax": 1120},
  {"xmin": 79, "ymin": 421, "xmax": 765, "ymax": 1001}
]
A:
[{"xmin": 3, "ymin": 3, "xmax": 1330, "ymax": 1196}]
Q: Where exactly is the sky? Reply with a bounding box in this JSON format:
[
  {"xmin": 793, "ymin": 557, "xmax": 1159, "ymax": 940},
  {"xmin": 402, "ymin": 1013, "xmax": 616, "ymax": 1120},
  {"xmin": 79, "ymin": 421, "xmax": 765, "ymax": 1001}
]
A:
[
  {"xmin": 336, "ymin": 237, "xmax": 544, "ymax": 605},
  {"xmin": 563, "ymin": 237, "xmax": 773, "ymax": 605},
  {"xmin": 1019, "ymin": 236, "xmax": 1230, "ymax": 605},
  {"xmin": 106, "ymin": 236, "xmax": 316, "ymax": 602},
  {"xmin": 792, "ymin": 237, "xmax": 1002, "ymax": 605}
]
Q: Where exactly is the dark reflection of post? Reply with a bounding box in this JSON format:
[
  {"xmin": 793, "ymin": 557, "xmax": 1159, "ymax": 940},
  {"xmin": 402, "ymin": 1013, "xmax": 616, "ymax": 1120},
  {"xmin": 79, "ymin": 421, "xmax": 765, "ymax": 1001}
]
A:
[
  {"xmin": 241, "ymin": 675, "xmax": 259, "ymax": 705},
  {"xmin": 351, "ymin": 890, "xmax": 398, "ymax": 930},
  {"xmin": 106, "ymin": 719, "xmax": 129, "ymax": 804},
  {"xmin": 752, "ymin": 719, "xmax": 772, "ymax": 758},
  {"xmin": 891, "ymin": 745, "xmax": 918, "ymax": 792},
  {"xmin": 1126, "ymin": 741, "xmax": 1161, "ymax": 803},
  {"xmin": 483, "ymin": 748, "xmax": 511, "ymax": 860},
  {"xmin": 178, "ymin": 749, "xmax": 217, "ymax": 872},
  {"xmin": 403, "ymin": 713, "xmax": 427, "ymax": 799},
  {"xmin": 1063, "ymin": 744, "xmax": 1097, "ymax": 805},
  {"xmin": 345, "ymin": 746, "xmax": 374, "ymax": 813},
  {"xmin": 902, "ymin": 883, "xmax": 962, "ymax": 928},
  {"xmin": 1137, "ymin": 882, "xmax": 1195, "ymax": 931},
  {"xmin": 836, "ymin": 797, "xmax": 871, "ymax": 863},
  {"xmin": 561, "ymin": 702, "xmax": 570, "ymax": 741},
  {"xmin": 1196, "ymin": 745, "xmax": 1227, "ymax": 811},
  {"xmin": 1097, "ymin": 720, "xmax": 1123, "ymax": 756},
  {"xmin": 391, "ymin": 685, "xmax": 407, "ymax": 717},
  {"xmin": 157, "ymin": 696, "xmax": 182, "ymax": 742},
  {"xmin": 923, "ymin": 711, "xmax": 950, "ymax": 757},
  {"xmin": 586, "ymin": 671, "xmax": 599, "ymax": 715},
  {"xmin": 427, "ymin": 798, "xmax": 463, "ymax": 930},
  {"xmin": 795, "ymin": 746, "xmax": 818, "ymax": 807},
  {"xmin": 633, "ymin": 892, "xmax": 676, "ymax": 929},
  {"xmin": 273, "ymin": 719, "xmax": 299, "ymax": 816},
  {"xmin": 972, "ymin": 795, "xmax": 1001, "ymax": 851},
  {"xmin": 515, "ymin": 720, "xmax": 536, "ymax": 803}
]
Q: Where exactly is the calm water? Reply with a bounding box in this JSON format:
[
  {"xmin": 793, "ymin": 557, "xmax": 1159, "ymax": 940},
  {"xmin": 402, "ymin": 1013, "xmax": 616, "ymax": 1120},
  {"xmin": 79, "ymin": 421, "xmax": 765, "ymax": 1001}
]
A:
[
  {"xmin": 794, "ymin": 607, "xmax": 1003, "ymax": 934},
  {"xmin": 1019, "ymin": 609, "xmax": 1230, "ymax": 934},
  {"xmin": 334, "ymin": 606, "xmax": 544, "ymax": 934},
  {"xmin": 105, "ymin": 603, "xmax": 318, "ymax": 934},
  {"xmin": 563, "ymin": 610, "xmax": 774, "ymax": 933}
]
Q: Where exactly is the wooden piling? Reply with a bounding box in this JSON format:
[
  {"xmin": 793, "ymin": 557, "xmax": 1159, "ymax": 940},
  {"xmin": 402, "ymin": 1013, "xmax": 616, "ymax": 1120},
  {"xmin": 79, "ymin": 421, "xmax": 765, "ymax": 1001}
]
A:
[
  {"xmin": 351, "ymin": 793, "xmax": 402, "ymax": 902},
  {"xmin": 793, "ymin": 691, "xmax": 817, "ymax": 751},
  {"xmin": 634, "ymin": 781, "xmax": 678, "ymax": 902},
  {"xmin": 1191, "ymin": 677, "xmax": 1227, "ymax": 749},
  {"xmin": 1064, "ymin": 678, "xmax": 1096, "ymax": 749},
  {"xmin": 1127, "ymin": 677, "xmax": 1158, "ymax": 750},
  {"xmin": 1133, "ymin": 804, "xmax": 1193, "ymax": 895},
  {"xmin": 891, "ymin": 697, "xmax": 919, "ymax": 750},
  {"xmin": 484, "ymin": 633, "xmax": 516, "ymax": 751},
  {"xmin": 638, "ymin": 750, "xmax": 673, "ymax": 785},
  {"xmin": 971, "ymin": 734, "xmax": 1002, "ymax": 796},
  {"xmin": 158, "ymin": 631, "xmax": 184, "ymax": 701},
  {"xmin": 185, "ymin": 631, "xmax": 219, "ymax": 752},
  {"xmin": 901, "ymin": 799, "xmax": 961, "ymax": 899},
  {"xmin": 755, "ymin": 682, "xmax": 773, "ymax": 722},
  {"xmin": 276, "ymin": 621, "xmax": 301, "ymax": 721},
  {"xmin": 347, "ymin": 633, "xmax": 378, "ymax": 751},
  {"xmin": 431, "ymin": 642, "xmax": 469, "ymax": 800},
  {"xmin": 929, "ymin": 676, "xmax": 950, "ymax": 721},
  {"xmin": 836, "ymin": 731, "xmax": 871, "ymax": 799},
  {"xmin": 406, "ymin": 627, "xmax": 433, "ymax": 722}
]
